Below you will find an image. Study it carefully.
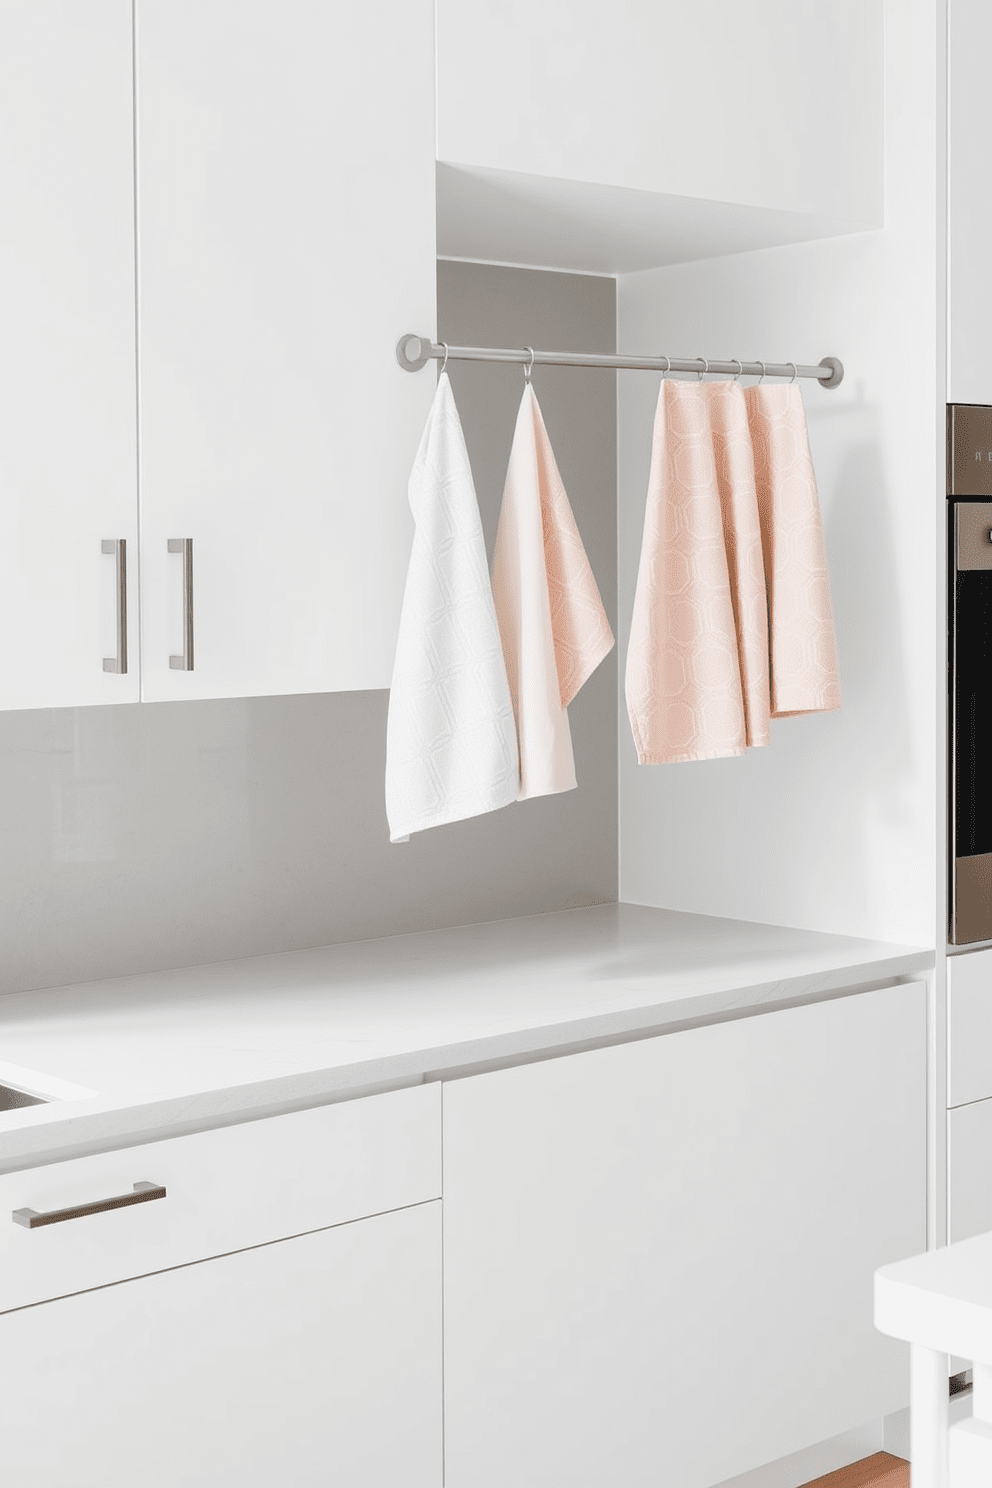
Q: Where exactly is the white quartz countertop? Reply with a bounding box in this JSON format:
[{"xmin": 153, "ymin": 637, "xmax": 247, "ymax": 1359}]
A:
[{"xmin": 0, "ymin": 903, "xmax": 932, "ymax": 1173}]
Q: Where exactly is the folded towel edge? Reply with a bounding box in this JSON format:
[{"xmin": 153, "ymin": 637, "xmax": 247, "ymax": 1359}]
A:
[
  {"xmin": 387, "ymin": 780, "xmax": 520, "ymax": 842},
  {"xmin": 559, "ymin": 629, "xmax": 616, "ymax": 711},
  {"xmin": 635, "ymin": 744, "xmax": 752, "ymax": 766}
]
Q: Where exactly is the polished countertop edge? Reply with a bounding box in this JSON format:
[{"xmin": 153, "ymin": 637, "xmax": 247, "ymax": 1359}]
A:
[{"xmin": 0, "ymin": 920, "xmax": 933, "ymax": 1174}]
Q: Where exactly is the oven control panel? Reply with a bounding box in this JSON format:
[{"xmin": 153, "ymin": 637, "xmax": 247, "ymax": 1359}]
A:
[{"xmin": 949, "ymin": 403, "xmax": 992, "ymax": 495}]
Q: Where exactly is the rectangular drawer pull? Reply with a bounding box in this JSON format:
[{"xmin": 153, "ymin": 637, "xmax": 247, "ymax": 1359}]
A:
[
  {"xmin": 168, "ymin": 537, "xmax": 194, "ymax": 670},
  {"xmin": 12, "ymin": 1182, "xmax": 166, "ymax": 1229}
]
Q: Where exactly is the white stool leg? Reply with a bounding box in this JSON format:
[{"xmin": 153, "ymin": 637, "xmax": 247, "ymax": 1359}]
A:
[{"xmin": 911, "ymin": 1344, "xmax": 949, "ymax": 1488}]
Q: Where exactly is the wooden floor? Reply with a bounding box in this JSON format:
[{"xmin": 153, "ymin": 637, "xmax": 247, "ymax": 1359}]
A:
[{"xmin": 801, "ymin": 1451, "xmax": 909, "ymax": 1488}]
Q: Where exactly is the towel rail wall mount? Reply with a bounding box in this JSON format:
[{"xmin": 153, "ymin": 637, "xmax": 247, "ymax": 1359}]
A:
[{"xmin": 395, "ymin": 334, "xmax": 844, "ymax": 389}]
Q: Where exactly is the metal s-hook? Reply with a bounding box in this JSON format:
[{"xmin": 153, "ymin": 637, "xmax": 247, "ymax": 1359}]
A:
[
  {"xmin": 788, "ymin": 361, "xmax": 799, "ymax": 384},
  {"xmin": 697, "ymin": 358, "xmax": 709, "ymax": 382},
  {"xmin": 439, "ymin": 343, "xmax": 450, "ymax": 376},
  {"xmin": 523, "ymin": 346, "xmax": 535, "ymax": 383},
  {"xmin": 755, "ymin": 360, "xmax": 766, "ymax": 385},
  {"xmin": 731, "ymin": 358, "xmax": 744, "ymax": 383},
  {"xmin": 659, "ymin": 356, "xmax": 671, "ymax": 381}
]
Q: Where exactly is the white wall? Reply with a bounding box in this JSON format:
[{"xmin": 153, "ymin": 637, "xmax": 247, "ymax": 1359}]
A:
[
  {"xmin": 437, "ymin": 0, "xmax": 883, "ymax": 227},
  {"xmin": 617, "ymin": 0, "xmax": 944, "ymax": 947}
]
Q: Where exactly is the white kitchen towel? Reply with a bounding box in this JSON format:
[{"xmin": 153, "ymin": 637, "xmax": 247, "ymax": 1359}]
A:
[
  {"xmin": 492, "ymin": 383, "xmax": 614, "ymax": 798},
  {"xmin": 385, "ymin": 374, "xmax": 519, "ymax": 841}
]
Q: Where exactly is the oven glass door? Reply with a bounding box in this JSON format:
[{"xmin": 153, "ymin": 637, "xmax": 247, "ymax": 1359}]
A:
[{"xmin": 952, "ymin": 501, "xmax": 992, "ymax": 942}]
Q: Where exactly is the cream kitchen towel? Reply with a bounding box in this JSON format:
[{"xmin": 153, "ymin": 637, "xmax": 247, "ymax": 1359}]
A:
[
  {"xmin": 625, "ymin": 378, "xmax": 769, "ymax": 765},
  {"xmin": 385, "ymin": 374, "xmax": 519, "ymax": 841},
  {"xmin": 492, "ymin": 384, "xmax": 614, "ymax": 799},
  {"xmin": 744, "ymin": 383, "xmax": 841, "ymax": 717}
]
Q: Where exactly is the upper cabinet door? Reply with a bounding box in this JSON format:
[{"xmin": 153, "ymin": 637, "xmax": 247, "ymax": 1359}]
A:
[
  {"xmin": 435, "ymin": 0, "xmax": 884, "ymax": 273},
  {"xmin": 0, "ymin": 1, "xmax": 138, "ymax": 710},
  {"xmin": 135, "ymin": 0, "xmax": 436, "ymax": 702},
  {"xmin": 948, "ymin": 0, "xmax": 992, "ymax": 404}
]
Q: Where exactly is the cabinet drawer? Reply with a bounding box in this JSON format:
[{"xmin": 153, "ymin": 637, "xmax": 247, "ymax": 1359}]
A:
[
  {"xmin": 948, "ymin": 1096, "xmax": 992, "ymax": 1243},
  {"xmin": 948, "ymin": 949, "xmax": 992, "ymax": 1107},
  {"xmin": 0, "ymin": 1082, "xmax": 439, "ymax": 1313}
]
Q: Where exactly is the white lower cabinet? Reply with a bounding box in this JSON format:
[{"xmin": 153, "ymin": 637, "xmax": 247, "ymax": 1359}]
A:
[
  {"xmin": 0, "ymin": 1201, "xmax": 442, "ymax": 1488},
  {"xmin": 442, "ymin": 982, "xmax": 927, "ymax": 1488},
  {"xmin": 947, "ymin": 948, "xmax": 992, "ymax": 1108},
  {"xmin": 0, "ymin": 985, "xmax": 928, "ymax": 1488},
  {"xmin": 0, "ymin": 1084, "xmax": 443, "ymax": 1488},
  {"xmin": 948, "ymin": 1096, "xmax": 992, "ymax": 1243},
  {"xmin": 945, "ymin": 950, "xmax": 992, "ymax": 1244}
]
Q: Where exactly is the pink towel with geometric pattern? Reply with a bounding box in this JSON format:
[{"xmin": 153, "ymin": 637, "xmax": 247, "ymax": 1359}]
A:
[
  {"xmin": 625, "ymin": 378, "xmax": 771, "ymax": 764},
  {"xmin": 744, "ymin": 383, "xmax": 842, "ymax": 718},
  {"xmin": 493, "ymin": 384, "xmax": 615, "ymax": 799}
]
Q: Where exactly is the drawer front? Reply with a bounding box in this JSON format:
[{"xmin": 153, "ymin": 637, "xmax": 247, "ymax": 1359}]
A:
[
  {"xmin": 948, "ymin": 1096, "xmax": 992, "ymax": 1243},
  {"xmin": 0, "ymin": 1081, "xmax": 440, "ymax": 1313},
  {"xmin": 948, "ymin": 949, "xmax": 992, "ymax": 1107}
]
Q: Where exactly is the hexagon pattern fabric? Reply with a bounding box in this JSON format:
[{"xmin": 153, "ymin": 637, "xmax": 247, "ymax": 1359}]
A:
[
  {"xmin": 492, "ymin": 384, "xmax": 615, "ymax": 800},
  {"xmin": 745, "ymin": 384, "xmax": 842, "ymax": 719},
  {"xmin": 385, "ymin": 374, "xmax": 519, "ymax": 840},
  {"xmin": 626, "ymin": 378, "xmax": 840, "ymax": 766}
]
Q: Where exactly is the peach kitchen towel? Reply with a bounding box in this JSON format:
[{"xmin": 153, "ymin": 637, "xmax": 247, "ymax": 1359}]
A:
[
  {"xmin": 708, "ymin": 380, "xmax": 771, "ymax": 748},
  {"xmin": 625, "ymin": 378, "xmax": 769, "ymax": 765},
  {"xmin": 492, "ymin": 383, "xmax": 614, "ymax": 799},
  {"xmin": 385, "ymin": 373, "xmax": 519, "ymax": 841},
  {"xmin": 744, "ymin": 382, "xmax": 842, "ymax": 717}
]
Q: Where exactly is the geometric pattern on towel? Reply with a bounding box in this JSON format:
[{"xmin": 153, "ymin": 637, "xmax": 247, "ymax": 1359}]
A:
[
  {"xmin": 492, "ymin": 385, "xmax": 614, "ymax": 799},
  {"xmin": 529, "ymin": 391, "xmax": 615, "ymax": 712},
  {"xmin": 626, "ymin": 378, "xmax": 841, "ymax": 766},
  {"xmin": 709, "ymin": 379, "xmax": 771, "ymax": 749},
  {"xmin": 625, "ymin": 378, "xmax": 767, "ymax": 764}
]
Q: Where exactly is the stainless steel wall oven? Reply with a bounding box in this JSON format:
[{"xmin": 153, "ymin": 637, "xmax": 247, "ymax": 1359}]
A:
[{"xmin": 949, "ymin": 405, "xmax": 992, "ymax": 943}]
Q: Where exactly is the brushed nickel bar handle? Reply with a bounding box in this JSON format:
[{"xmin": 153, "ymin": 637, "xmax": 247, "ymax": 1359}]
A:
[
  {"xmin": 12, "ymin": 1181, "xmax": 166, "ymax": 1229},
  {"xmin": 168, "ymin": 538, "xmax": 194, "ymax": 670},
  {"xmin": 101, "ymin": 538, "xmax": 127, "ymax": 674}
]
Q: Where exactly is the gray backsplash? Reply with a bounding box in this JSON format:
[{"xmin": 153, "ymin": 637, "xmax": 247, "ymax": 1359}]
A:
[{"xmin": 0, "ymin": 263, "xmax": 617, "ymax": 996}]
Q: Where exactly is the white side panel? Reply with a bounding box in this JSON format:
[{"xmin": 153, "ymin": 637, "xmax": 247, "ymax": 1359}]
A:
[
  {"xmin": 0, "ymin": 1, "xmax": 138, "ymax": 710},
  {"xmin": 443, "ymin": 983, "xmax": 927, "ymax": 1488},
  {"xmin": 948, "ymin": 1096, "xmax": 992, "ymax": 1242},
  {"xmin": 948, "ymin": 0, "xmax": 992, "ymax": 404},
  {"xmin": 617, "ymin": 0, "xmax": 940, "ymax": 947},
  {"xmin": 0, "ymin": 1201, "xmax": 443, "ymax": 1488},
  {"xmin": 437, "ymin": 0, "xmax": 883, "ymax": 226},
  {"xmin": 948, "ymin": 949, "xmax": 992, "ymax": 1107},
  {"xmin": 136, "ymin": 0, "xmax": 435, "ymax": 700}
]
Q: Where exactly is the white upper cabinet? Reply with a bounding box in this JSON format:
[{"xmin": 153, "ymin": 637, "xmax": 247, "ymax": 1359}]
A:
[
  {"xmin": 436, "ymin": 0, "xmax": 884, "ymax": 274},
  {"xmin": 134, "ymin": 0, "xmax": 436, "ymax": 701},
  {"xmin": 948, "ymin": 0, "xmax": 992, "ymax": 404},
  {"xmin": 0, "ymin": 1, "xmax": 138, "ymax": 710}
]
